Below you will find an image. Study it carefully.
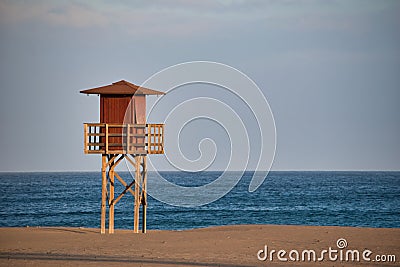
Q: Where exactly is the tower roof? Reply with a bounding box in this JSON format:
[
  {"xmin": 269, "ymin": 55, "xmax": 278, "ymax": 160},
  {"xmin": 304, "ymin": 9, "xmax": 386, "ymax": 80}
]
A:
[{"xmin": 80, "ymin": 80, "xmax": 165, "ymax": 95}]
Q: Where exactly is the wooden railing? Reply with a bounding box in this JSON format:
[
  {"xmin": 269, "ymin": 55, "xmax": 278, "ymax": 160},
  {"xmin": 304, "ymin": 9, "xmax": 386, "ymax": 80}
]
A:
[{"xmin": 84, "ymin": 123, "xmax": 164, "ymax": 155}]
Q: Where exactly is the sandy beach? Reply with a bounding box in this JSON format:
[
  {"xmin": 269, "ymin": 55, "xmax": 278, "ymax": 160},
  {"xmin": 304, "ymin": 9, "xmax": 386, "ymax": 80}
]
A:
[{"xmin": 0, "ymin": 225, "xmax": 398, "ymax": 266}]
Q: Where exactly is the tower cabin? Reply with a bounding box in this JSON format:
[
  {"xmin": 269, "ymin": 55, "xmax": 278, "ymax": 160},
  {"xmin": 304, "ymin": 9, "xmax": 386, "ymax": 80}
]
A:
[
  {"xmin": 81, "ymin": 80, "xmax": 165, "ymax": 155},
  {"xmin": 81, "ymin": 80, "xmax": 165, "ymax": 234}
]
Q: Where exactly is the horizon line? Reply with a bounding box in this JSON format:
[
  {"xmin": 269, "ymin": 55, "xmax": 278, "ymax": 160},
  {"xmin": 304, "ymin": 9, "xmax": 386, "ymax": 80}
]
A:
[{"xmin": 0, "ymin": 169, "xmax": 399, "ymax": 173}]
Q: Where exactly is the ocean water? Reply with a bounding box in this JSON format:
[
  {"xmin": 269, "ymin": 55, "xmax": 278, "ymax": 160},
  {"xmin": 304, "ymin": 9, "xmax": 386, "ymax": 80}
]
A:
[{"xmin": 0, "ymin": 171, "xmax": 399, "ymax": 230}]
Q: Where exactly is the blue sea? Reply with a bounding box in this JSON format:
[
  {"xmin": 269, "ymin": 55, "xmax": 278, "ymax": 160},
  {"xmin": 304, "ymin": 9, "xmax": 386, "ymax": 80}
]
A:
[{"xmin": 0, "ymin": 171, "xmax": 399, "ymax": 230}]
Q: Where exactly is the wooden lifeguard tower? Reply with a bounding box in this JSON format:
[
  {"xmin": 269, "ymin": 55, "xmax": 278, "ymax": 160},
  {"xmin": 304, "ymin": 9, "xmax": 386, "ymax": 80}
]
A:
[{"xmin": 80, "ymin": 80, "xmax": 165, "ymax": 234}]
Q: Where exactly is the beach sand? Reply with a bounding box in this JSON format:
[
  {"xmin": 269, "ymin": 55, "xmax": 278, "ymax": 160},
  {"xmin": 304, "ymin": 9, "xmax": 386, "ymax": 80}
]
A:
[{"xmin": 0, "ymin": 225, "xmax": 398, "ymax": 266}]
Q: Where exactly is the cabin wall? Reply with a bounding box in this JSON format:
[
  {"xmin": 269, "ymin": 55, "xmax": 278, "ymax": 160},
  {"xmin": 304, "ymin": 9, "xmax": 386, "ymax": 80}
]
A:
[
  {"xmin": 100, "ymin": 95, "xmax": 133, "ymax": 124},
  {"xmin": 99, "ymin": 95, "xmax": 146, "ymax": 152},
  {"xmin": 134, "ymin": 95, "xmax": 146, "ymax": 124},
  {"xmin": 134, "ymin": 95, "xmax": 146, "ymax": 153}
]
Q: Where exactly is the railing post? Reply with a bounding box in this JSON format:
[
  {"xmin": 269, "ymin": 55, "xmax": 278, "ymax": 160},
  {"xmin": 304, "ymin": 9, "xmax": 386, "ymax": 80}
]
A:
[
  {"xmin": 105, "ymin": 124, "xmax": 109, "ymax": 154},
  {"xmin": 158, "ymin": 125, "xmax": 161, "ymax": 153},
  {"xmin": 161, "ymin": 124, "xmax": 164, "ymax": 153},
  {"xmin": 146, "ymin": 124, "xmax": 150, "ymax": 154},
  {"xmin": 83, "ymin": 123, "xmax": 88, "ymax": 154}
]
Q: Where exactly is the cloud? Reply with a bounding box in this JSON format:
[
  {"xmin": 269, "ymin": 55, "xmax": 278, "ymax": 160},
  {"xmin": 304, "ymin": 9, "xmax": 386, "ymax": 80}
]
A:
[
  {"xmin": 0, "ymin": 1, "xmax": 256, "ymax": 38},
  {"xmin": 1, "ymin": 0, "xmax": 398, "ymax": 38},
  {"xmin": 0, "ymin": 1, "xmax": 108, "ymax": 28}
]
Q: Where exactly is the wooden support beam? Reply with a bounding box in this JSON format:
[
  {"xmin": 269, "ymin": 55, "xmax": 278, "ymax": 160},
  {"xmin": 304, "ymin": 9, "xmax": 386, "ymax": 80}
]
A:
[
  {"xmin": 109, "ymin": 158, "xmax": 115, "ymax": 234},
  {"xmin": 142, "ymin": 156, "xmax": 147, "ymax": 233},
  {"xmin": 142, "ymin": 203, "xmax": 147, "ymax": 233},
  {"xmin": 110, "ymin": 154, "xmax": 125, "ymax": 170},
  {"xmin": 101, "ymin": 155, "xmax": 107, "ymax": 234},
  {"xmin": 114, "ymin": 172, "xmax": 135, "ymax": 197},
  {"xmin": 112, "ymin": 177, "xmax": 135, "ymax": 206},
  {"xmin": 133, "ymin": 155, "xmax": 141, "ymax": 233},
  {"xmin": 125, "ymin": 154, "xmax": 136, "ymax": 168},
  {"xmin": 107, "ymin": 154, "xmax": 119, "ymax": 167}
]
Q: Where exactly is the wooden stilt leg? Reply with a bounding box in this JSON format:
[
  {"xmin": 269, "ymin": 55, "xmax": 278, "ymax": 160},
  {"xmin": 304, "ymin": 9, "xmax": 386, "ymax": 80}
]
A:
[
  {"xmin": 101, "ymin": 154, "xmax": 107, "ymax": 234},
  {"xmin": 109, "ymin": 156, "xmax": 115, "ymax": 234},
  {"xmin": 142, "ymin": 156, "xmax": 147, "ymax": 233},
  {"xmin": 100, "ymin": 153, "xmax": 148, "ymax": 234},
  {"xmin": 133, "ymin": 155, "xmax": 140, "ymax": 233},
  {"xmin": 142, "ymin": 205, "xmax": 146, "ymax": 233}
]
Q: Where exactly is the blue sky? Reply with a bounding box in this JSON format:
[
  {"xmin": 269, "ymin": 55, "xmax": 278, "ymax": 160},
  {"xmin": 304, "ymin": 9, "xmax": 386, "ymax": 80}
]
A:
[{"xmin": 0, "ymin": 0, "xmax": 399, "ymax": 171}]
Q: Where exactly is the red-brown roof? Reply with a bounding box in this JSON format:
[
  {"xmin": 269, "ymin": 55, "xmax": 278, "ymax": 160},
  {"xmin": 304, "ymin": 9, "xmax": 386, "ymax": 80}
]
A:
[{"xmin": 80, "ymin": 80, "xmax": 165, "ymax": 95}]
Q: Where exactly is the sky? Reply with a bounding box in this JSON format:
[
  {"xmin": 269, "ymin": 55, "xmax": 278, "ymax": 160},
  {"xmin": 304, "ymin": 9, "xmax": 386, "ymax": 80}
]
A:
[{"xmin": 0, "ymin": 0, "xmax": 399, "ymax": 172}]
